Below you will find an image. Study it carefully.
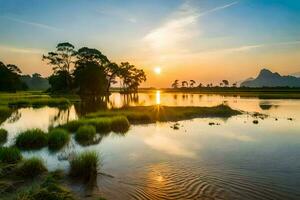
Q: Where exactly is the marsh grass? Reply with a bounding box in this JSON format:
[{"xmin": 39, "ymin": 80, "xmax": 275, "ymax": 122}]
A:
[
  {"xmin": 16, "ymin": 157, "xmax": 47, "ymax": 178},
  {"xmin": 8, "ymin": 98, "xmax": 70, "ymax": 108},
  {"xmin": 87, "ymin": 104, "xmax": 241, "ymax": 123},
  {"xmin": 0, "ymin": 129, "xmax": 8, "ymax": 144},
  {"xmin": 48, "ymin": 128, "xmax": 70, "ymax": 151},
  {"xmin": 16, "ymin": 129, "xmax": 48, "ymax": 150},
  {"xmin": 0, "ymin": 106, "xmax": 12, "ymax": 124},
  {"xmin": 111, "ymin": 116, "xmax": 130, "ymax": 133},
  {"xmin": 75, "ymin": 125, "xmax": 96, "ymax": 146},
  {"xmin": 69, "ymin": 151, "xmax": 100, "ymax": 183},
  {"xmin": 15, "ymin": 174, "xmax": 75, "ymax": 200},
  {"xmin": 60, "ymin": 116, "xmax": 129, "ymax": 134},
  {"xmin": 0, "ymin": 147, "xmax": 22, "ymax": 164}
]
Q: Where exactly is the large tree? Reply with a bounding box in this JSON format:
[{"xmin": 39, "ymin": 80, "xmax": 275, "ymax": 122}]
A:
[{"xmin": 43, "ymin": 42, "xmax": 76, "ymax": 91}]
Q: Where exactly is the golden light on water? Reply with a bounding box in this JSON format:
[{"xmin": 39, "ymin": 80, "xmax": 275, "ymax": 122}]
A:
[{"xmin": 156, "ymin": 90, "xmax": 161, "ymax": 105}]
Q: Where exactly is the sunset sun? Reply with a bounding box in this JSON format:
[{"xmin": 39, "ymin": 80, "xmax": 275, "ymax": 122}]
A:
[{"xmin": 154, "ymin": 67, "xmax": 161, "ymax": 74}]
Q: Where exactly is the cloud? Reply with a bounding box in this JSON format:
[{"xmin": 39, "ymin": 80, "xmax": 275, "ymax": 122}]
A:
[
  {"xmin": 1, "ymin": 16, "xmax": 61, "ymax": 31},
  {"xmin": 143, "ymin": 1, "xmax": 239, "ymax": 57},
  {"xmin": 0, "ymin": 45, "xmax": 45, "ymax": 54}
]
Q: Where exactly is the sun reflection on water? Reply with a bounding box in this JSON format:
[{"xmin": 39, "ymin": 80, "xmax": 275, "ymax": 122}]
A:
[{"xmin": 156, "ymin": 90, "xmax": 161, "ymax": 105}]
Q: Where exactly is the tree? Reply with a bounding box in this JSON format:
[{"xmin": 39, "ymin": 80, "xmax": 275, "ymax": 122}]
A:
[
  {"xmin": 119, "ymin": 62, "xmax": 146, "ymax": 93},
  {"xmin": 181, "ymin": 81, "xmax": 188, "ymax": 88},
  {"xmin": 43, "ymin": 42, "xmax": 76, "ymax": 91},
  {"xmin": 189, "ymin": 80, "xmax": 196, "ymax": 88},
  {"xmin": 198, "ymin": 83, "xmax": 202, "ymax": 88},
  {"xmin": 222, "ymin": 80, "xmax": 229, "ymax": 87},
  {"xmin": 0, "ymin": 62, "xmax": 27, "ymax": 92},
  {"xmin": 73, "ymin": 61, "xmax": 108, "ymax": 96},
  {"xmin": 171, "ymin": 80, "xmax": 179, "ymax": 88}
]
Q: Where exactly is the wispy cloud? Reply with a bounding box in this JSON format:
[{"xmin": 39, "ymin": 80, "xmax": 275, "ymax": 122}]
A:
[
  {"xmin": 0, "ymin": 45, "xmax": 45, "ymax": 54},
  {"xmin": 143, "ymin": 1, "xmax": 239, "ymax": 57},
  {"xmin": 1, "ymin": 16, "xmax": 61, "ymax": 31}
]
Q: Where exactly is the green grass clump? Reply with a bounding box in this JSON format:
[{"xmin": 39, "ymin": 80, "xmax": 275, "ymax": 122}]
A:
[
  {"xmin": 16, "ymin": 157, "xmax": 47, "ymax": 178},
  {"xmin": 15, "ymin": 174, "xmax": 75, "ymax": 200},
  {"xmin": 87, "ymin": 104, "xmax": 242, "ymax": 123},
  {"xmin": 16, "ymin": 129, "xmax": 48, "ymax": 150},
  {"xmin": 0, "ymin": 106, "xmax": 12, "ymax": 124},
  {"xmin": 69, "ymin": 151, "xmax": 100, "ymax": 182},
  {"xmin": 111, "ymin": 116, "xmax": 130, "ymax": 133},
  {"xmin": 0, "ymin": 147, "xmax": 22, "ymax": 164},
  {"xmin": 75, "ymin": 125, "xmax": 96, "ymax": 146},
  {"xmin": 60, "ymin": 117, "xmax": 111, "ymax": 133},
  {"xmin": 48, "ymin": 128, "xmax": 70, "ymax": 151},
  {"xmin": 0, "ymin": 129, "xmax": 8, "ymax": 144}
]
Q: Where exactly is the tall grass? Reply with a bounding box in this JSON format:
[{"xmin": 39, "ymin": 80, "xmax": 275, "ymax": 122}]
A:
[
  {"xmin": 0, "ymin": 106, "xmax": 12, "ymax": 124},
  {"xmin": 48, "ymin": 128, "xmax": 70, "ymax": 151},
  {"xmin": 60, "ymin": 116, "xmax": 130, "ymax": 134},
  {"xmin": 0, "ymin": 129, "xmax": 8, "ymax": 144},
  {"xmin": 0, "ymin": 147, "xmax": 22, "ymax": 164},
  {"xmin": 69, "ymin": 151, "xmax": 100, "ymax": 183},
  {"xmin": 16, "ymin": 129, "xmax": 48, "ymax": 150},
  {"xmin": 86, "ymin": 104, "xmax": 241, "ymax": 123},
  {"xmin": 16, "ymin": 157, "xmax": 47, "ymax": 178},
  {"xmin": 75, "ymin": 125, "xmax": 96, "ymax": 146}
]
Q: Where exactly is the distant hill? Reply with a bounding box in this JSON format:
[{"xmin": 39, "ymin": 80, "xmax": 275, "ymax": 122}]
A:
[
  {"xmin": 240, "ymin": 69, "xmax": 300, "ymax": 88},
  {"xmin": 21, "ymin": 73, "xmax": 50, "ymax": 90},
  {"xmin": 291, "ymin": 72, "xmax": 300, "ymax": 78}
]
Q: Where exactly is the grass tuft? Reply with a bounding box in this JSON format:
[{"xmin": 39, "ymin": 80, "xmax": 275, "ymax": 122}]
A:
[
  {"xmin": 16, "ymin": 157, "xmax": 47, "ymax": 178},
  {"xmin": 110, "ymin": 116, "xmax": 130, "ymax": 133},
  {"xmin": 8, "ymin": 98, "xmax": 70, "ymax": 108},
  {"xmin": 75, "ymin": 125, "xmax": 96, "ymax": 146},
  {"xmin": 69, "ymin": 151, "xmax": 100, "ymax": 183},
  {"xmin": 48, "ymin": 128, "xmax": 70, "ymax": 151},
  {"xmin": 0, "ymin": 129, "xmax": 8, "ymax": 144},
  {"xmin": 16, "ymin": 129, "xmax": 48, "ymax": 150},
  {"xmin": 0, "ymin": 147, "xmax": 22, "ymax": 164}
]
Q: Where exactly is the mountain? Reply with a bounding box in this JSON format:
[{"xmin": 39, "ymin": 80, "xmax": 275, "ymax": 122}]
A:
[
  {"xmin": 21, "ymin": 73, "xmax": 50, "ymax": 90},
  {"xmin": 291, "ymin": 72, "xmax": 300, "ymax": 78},
  {"xmin": 240, "ymin": 68, "xmax": 300, "ymax": 87}
]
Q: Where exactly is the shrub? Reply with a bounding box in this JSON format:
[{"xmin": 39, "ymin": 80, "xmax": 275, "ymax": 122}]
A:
[
  {"xmin": 69, "ymin": 151, "xmax": 100, "ymax": 182},
  {"xmin": 111, "ymin": 116, "xmax": 130, "ymax": 133},
  {"xmin": 16, "ymin": 157, "xmax": 47, "ymax": 178},
  {"xmin": 75, "ymin": 125, "xmax": 96, "ymax": 146},
  {"xmin": 0, "ymin": 128, "xmax": 8, "ymax": 144},
  {"xmin": 16, "ymin": 129, "xmax": 48, "ymax": 150},
  {"xmin": 48, "ymin": 128, "xmax": 70, "ymax": 151},
  {"xmin": 0, "ymin": 147, "xmax": 22, "ymax": 164}
]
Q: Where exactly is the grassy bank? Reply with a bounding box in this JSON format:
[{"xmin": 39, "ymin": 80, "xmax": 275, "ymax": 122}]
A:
[{"xmin": 86, "ymin": 104, "xmax": 241, "ymax": 124}]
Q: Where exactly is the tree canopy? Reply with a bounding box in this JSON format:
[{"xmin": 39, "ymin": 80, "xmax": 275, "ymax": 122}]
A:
[{"xmin": 0, "ymin": 62, "xmax": 27, "ymax": 92}]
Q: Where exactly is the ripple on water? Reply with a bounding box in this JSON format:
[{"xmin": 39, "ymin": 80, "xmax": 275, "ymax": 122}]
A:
[{"xmin": 97, "ymin": 161, "xmax": 300, "ymax": 200}]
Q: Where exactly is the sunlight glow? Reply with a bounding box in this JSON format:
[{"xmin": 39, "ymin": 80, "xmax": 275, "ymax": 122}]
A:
[{"xmin": 154, "ymin": 67, "xmax": 161, "ymax": 74}]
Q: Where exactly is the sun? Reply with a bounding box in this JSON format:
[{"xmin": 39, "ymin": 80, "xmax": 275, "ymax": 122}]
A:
[{"xmin": 154, "ymin": 67, "xmax": 161, "ymax": 74}]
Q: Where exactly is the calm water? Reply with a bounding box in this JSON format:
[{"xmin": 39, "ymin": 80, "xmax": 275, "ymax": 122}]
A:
[{"xmin": 1, "ymin": 92, "xmax": 300, "ymax": 200}]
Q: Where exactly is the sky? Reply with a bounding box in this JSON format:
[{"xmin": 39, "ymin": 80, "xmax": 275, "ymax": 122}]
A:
[{"xmin": 0, "ymin": 0, "xmax": 300, "ymax": 87}]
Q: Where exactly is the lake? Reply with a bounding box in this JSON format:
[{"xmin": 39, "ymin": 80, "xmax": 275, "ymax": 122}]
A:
[{"xmin": 1, "ymin": 91, "xmax": 300, "ymax": 200}]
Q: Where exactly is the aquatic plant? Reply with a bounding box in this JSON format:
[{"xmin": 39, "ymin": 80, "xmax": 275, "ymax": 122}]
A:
[
  {"xmin": 15, "ymin": 174, "xmax": 75, "ymax": 200},
  {"xmin": 110, "ymin": 116, "xmax": 130, "ymax": 133},
  {"xmin": 75, "ymin": 125, "xmax": 96, "ymax": 146},
  {"xmin": 86, "ymin": 104, "xmax": 242, "ymax": 123},
  {"xmin": 16, "ymin": 129, "xmax": 48, "ymax": 150},
  {"xmin": 0, "ymin": 147, "xmax": 22, "ymax": 164},
  {"xmin": 16, "ymin": 157, "xmax": 47, "ymax": 178},
  {"xmin": 69, "ymin": 151, "xmax": 100, "ymax": 182},
  {"xmin": 48, "ymin": 128, "xmax": 70, "ymax": 151},
  {"xmin": 0, "ymin": 129, "xmax": 8, "ymax": 144}
]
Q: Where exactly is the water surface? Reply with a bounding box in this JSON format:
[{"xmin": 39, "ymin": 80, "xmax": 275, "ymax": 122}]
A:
[{"xmin": 1, "ymin": 92, "xmax": 299, "ymax": 200}]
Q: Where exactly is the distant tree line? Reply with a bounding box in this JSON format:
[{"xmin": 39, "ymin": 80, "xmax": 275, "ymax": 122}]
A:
[
  {"xmin": 171, "ymin": 79, "xmax": 237, "ymax": 89},
  {"xmin": 0, "ymin": 61, "xmax": 27, "ymax": 92},
  {"xmin": 43, "ymin": 42, "xmax": 146, "ymax": 96}
]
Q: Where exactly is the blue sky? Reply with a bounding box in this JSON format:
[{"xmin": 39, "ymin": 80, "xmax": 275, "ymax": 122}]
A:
[{"xmin": 0, "ymin": 0, "xmax": 300, "ymax": 86}]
